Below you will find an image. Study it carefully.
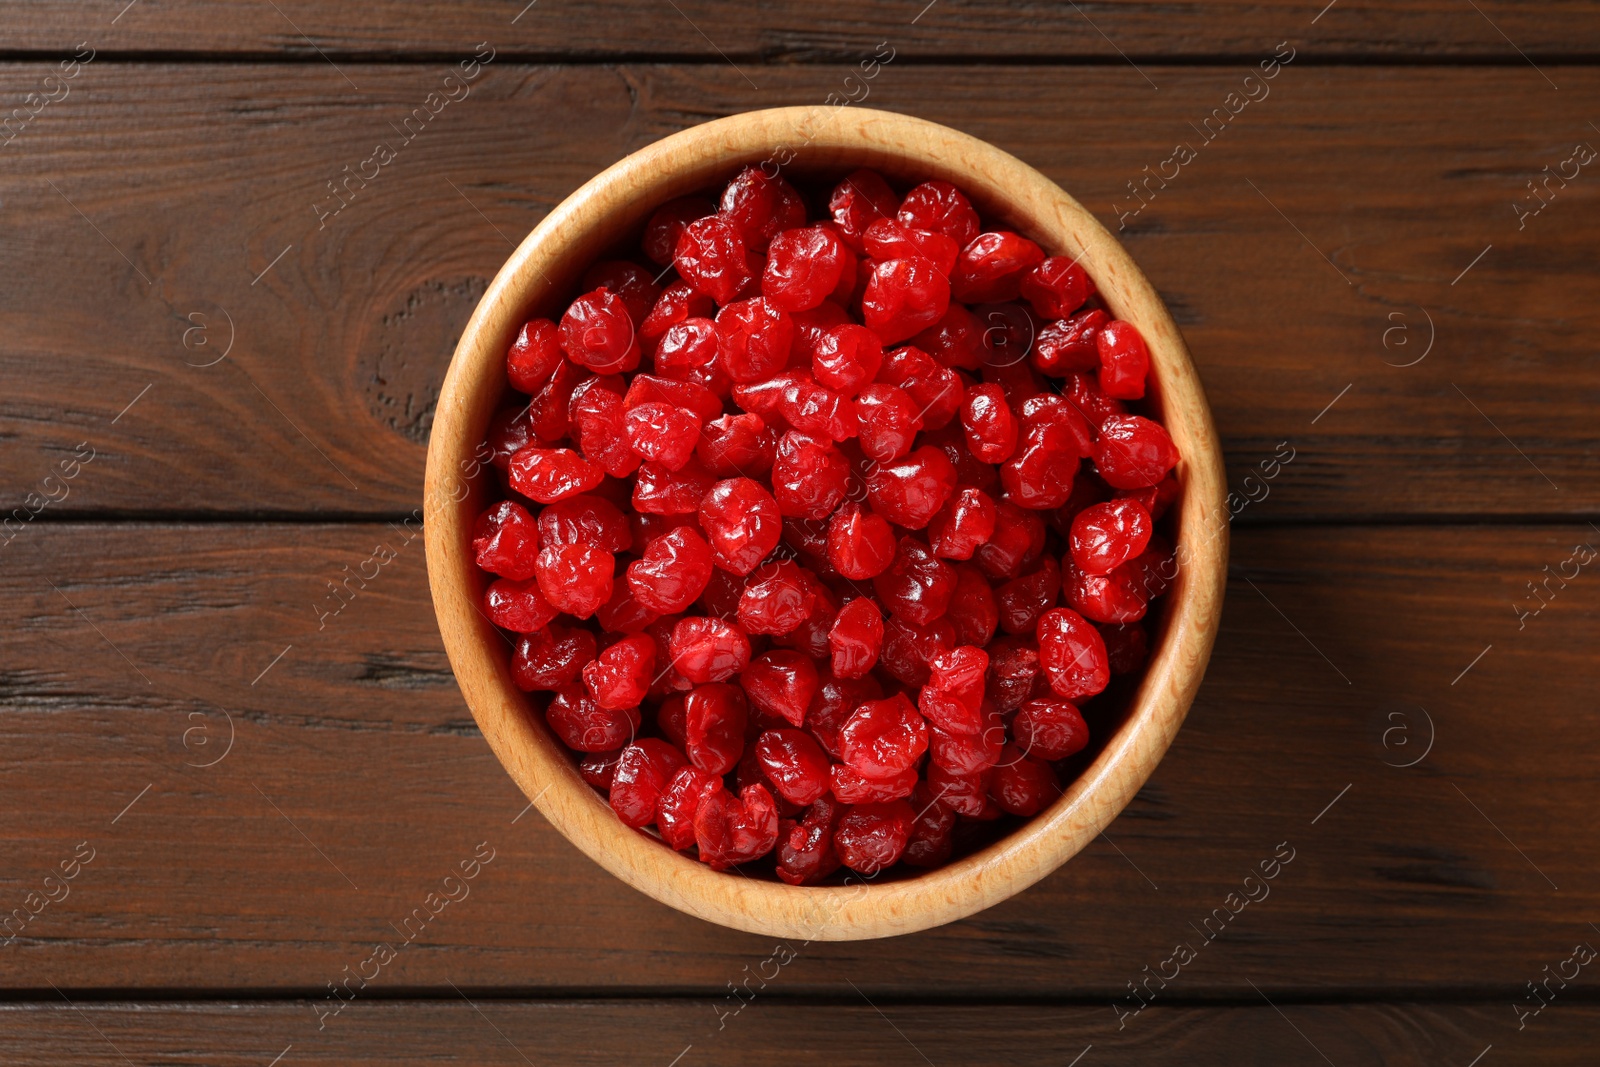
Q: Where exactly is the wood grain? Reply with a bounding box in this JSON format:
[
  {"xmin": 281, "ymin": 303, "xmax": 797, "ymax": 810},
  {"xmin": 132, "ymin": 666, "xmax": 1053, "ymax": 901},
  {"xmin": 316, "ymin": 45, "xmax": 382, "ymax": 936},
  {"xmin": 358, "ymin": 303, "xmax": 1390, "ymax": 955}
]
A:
[
  {"xmin": 0, "ymin": 64, "xmax": 1594, "ymax": 520},
  {"xmin": 4, "ymin": 1, "xmax": 1600, "ymax": 58},
  {"xmin": 0, "ymin": 999, "xmax": 1592, "ymax": 1066},
  {"xmin": 0, "ymin": 521, "xmax": 1594, "ymax": 990}
]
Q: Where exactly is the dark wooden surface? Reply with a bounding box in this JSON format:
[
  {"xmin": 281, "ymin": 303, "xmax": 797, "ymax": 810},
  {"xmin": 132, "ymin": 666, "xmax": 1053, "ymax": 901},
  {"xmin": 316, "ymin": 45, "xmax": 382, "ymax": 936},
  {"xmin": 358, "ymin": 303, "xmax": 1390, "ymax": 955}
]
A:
[{"xmin": 2, "ymin": 2, "xmax": 1598, "ymax": 1062}]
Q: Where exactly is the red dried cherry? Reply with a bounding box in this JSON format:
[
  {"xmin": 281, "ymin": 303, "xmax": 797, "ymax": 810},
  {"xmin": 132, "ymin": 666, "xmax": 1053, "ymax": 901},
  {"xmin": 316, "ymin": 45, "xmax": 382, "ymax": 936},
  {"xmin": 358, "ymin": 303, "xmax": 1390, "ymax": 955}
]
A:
[
  {"xmin": 952, "ymin": 232, "xmax": 1045, "ymax": 303},
  {"xmin": 830, "ymin": 763, "xmax": 918, "ymax": 804},
  {"xmin": 828, "ymin": 169, "xmax": 899, "ymax": 251},
  {"xmin": 898, "ymin": 180, "xmax": 980, "ymax": 247},
  {"xmin": 508, "ymin": 447, "xmax": 605, "ymax": 504},
  {"xmin": 771, "ymin": 432, "xmax": 850, "ymax": 521},
  {"xmin": 1070, "ymin": 498, "xmax": 1153, "ymax": 575},
  {"xmin": 609, "ymin": 738, "xmax": 686, "ymax": 827},
  {"xmin": 697, "ymin": 413, "xmax": 775, "ymax": 478},
  {"xmin": 546, "ymin": 683, "xmax": 640, "ymax": 753},
  {"xmin": 672, "ymin": 618, "xmax": 752, "ymax": 686},
  {"xmin": 538, "ymin": 494, "xmax": 631, "ymax": 553},
  {"xmin": 776, "ymin": 796, "xmax": 842, "ymax": 884},
  {"xmin": 484, "ymin": 577, "xmax": 558, "ymax": 633},
  {"xmin": 720, "ymin": 166, "xmax": 806, "ymax": 253},
  {"xmin": 1013, "ymin": 698, "xmax": 1090, "ymax": 761},
  {"xmin": 657, "ymin": 765, "xmax": 717, "ymax": 849},
  {"xmin": 507, "ymin": 318, "xmax": 563, "ymax": 393},
  {"xmin": 947, "ymin": 564, "xmax": 1000, "ymax": 648},
  {"xmin": 474, "ymin": 500, "xmax": 541, "ymax": 580},
  {"xmin": 928, "ymin": 487, "xmax": 998, "ymax": 560},
  {"xmin": 990, "ymin": 746, "xmax": 1061, "ymax": 816},
  {"xmin": 627, "ymin": 526, "xmax": 714, "ymax": 614},
  {"xmin": 862, "ymin": 257, "xmax": 951, "ymax": 345},
  {"xmin": 834, "ymin": 800, "xmax": 915, "ymax": 874},
  {"xmin": 960, "ymin": 382, "xmax": 1018, "ymax": 464},
  {"xmin": 1032, "ymin": 309, "xmax": 1106, "ymax": 376},
  {"xmin": 512, "ymin": 625, "xmax": 596, "ymax": 692},
  {"xmin": 1095, "ymin": 414, "xmax": 1179, "ymax": 490},
  {"xmin": 643, "ymin": 196, "xmax": 714, "ymax": 265},
  {"xmin": 902, "ymin": 781, "xmax": 957, "ymax": 868},
  {"xmin": 632, "ymin": 456, "xmax": 716, "ymax": 515},
  {"xmin": 1020, "ymin": 256, "xmax": 1092, "ymax": 319},
  {"xmin": 698, "ymin": 477, "xmax": 783, "ymax": 574},
  {"xmin": 716, "ymin": 297, "xmax": 794, "ymax": 383},
  {"xmin": 854, "ymin": 383, "xmax": 923, "ymax": 463},
  {"xmin": 738, "ymin": 562, "xmax": 818, "ymax": 636},
  {"xmin": 624, "ymin": 401, "xmax": 702, "ymax": 470},
  {"xmin": 873, "ymin": 537, "xmax": 957, "ymax": 626},
  {"xmin": 828, "ymin": 596, "xmax": 884, "ymax": 679},
  {"xmin": 755, "ymin": 728, "xmax": 832, "ymax": 806},
  {"xmin": 694, "ymin": 780, "xmax": 779, "ymax": 870},
  {"xmin": 580, "ymin": 261, "xmax": 661, "ymax": 326},
  {"xmin": 740, "ymin": 648, "xmax": 819, "ymax": 727},
  {"xmin": 535, "ymin": 542, "xmax": 613, "ymax": 620},
  {"xmin": 997, "ymin": 556, "xmax": 1061, "ymax": 635},
  {"xmin": 863, "ymin": 218, "xmax": 960, "ymax": 275},
  {"xmin": 1097, "ymin": 319, "xmax": 1150, "ymax": 400},
  {"xmin": 926, "ymin": 761, "xmax": 992, "ymax": 817},
  {"xmin": 763, "ymin": 226, "xmax": 850, "ymax": 313},
  {"xmin": 683, "ymin": 681, "xmax": 748, "ymax": 774},
  {"xmin": 813, "ymin": 323, "xmax": 884, "ymax": 395},
  {"xmin": 866, "ymin": 445, "xmax": 958, "ymax": 529},
  {"xmin": 559, "ymin": 288, "xmax": 640, "ymax": 374},
  {"xmin": 581, "ymin": 634, "xmax": 656, "ymax": 711},
  {"xmin": 1064, "ymin": 557, "xmax": 1148, "ymax": 624},
  {"xmin": 839, "ymin": 693, "xmax": 929, "ymax": 777},
  {"xmin": 913, "ymin": 302, "xmax": 986, "ymax": 371},
  {"xmin": 928, "ymin": 708, "xmax": 1004, "ymax": 775},
  {"xmin": 826, "ymin": 502, "xmax": 897, "ymax": 580},
  {"xmin": 1036, "ymin": 607, "xmax": 1110, "ymax": 701},
  {"xmin": 879, "ymin": 614, "xmax": 956, "ymax": 688},
  {"xmin": 675, "ymin": 215, "xmax": 755, "ymax": 304}
]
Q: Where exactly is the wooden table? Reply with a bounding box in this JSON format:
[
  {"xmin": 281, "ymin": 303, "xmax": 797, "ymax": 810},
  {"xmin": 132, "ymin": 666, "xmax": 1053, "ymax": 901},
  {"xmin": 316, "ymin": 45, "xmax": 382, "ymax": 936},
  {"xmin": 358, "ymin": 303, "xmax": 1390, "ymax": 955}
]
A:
[{"xmin": 3, "ymin": 3, "xmax": 1597, "ymax": 1062}]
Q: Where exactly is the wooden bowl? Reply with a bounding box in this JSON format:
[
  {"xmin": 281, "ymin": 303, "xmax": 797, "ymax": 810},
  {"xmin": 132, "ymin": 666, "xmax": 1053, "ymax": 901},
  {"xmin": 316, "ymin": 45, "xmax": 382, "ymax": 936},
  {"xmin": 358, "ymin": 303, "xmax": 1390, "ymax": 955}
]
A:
[{"xmin": 425, "ymin": 106, "xmax": 1227, "ymax": 940}]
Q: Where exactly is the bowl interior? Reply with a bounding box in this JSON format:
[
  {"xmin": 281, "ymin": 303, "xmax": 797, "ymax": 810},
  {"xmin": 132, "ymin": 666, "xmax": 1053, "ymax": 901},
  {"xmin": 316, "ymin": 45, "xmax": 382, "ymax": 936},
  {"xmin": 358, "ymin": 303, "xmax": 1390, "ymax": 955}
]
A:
[{"xmin": 425, "ymin": 106, "xmax": 1227, "ymax": 940}]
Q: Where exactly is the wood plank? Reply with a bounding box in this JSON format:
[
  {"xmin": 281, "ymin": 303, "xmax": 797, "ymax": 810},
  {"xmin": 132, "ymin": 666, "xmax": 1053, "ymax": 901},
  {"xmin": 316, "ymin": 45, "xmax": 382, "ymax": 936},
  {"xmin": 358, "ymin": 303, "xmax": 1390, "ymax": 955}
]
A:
[
  {"xmin": 1, "ymin": 64, "xmax": 1595, "ymax": 520},
  {"xmin": 5, "ymin": 0, "xmax": 1600, "ymax": 58},
  {"xmin": 0, "ymin": 1000, "xmax": 1591, "ymax": 1066},
  {"xmin": 0, "ymin": 521, "xmax": 1595, "ymax": 993}
]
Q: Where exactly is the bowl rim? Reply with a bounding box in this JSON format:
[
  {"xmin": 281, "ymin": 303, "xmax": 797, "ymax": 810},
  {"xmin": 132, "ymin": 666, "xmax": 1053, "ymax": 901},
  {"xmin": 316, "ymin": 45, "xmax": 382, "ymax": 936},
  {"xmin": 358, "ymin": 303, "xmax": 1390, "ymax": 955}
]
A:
[{"xmin": 424, "ymin": 105, "xmax": 1228, "ymax": 940}]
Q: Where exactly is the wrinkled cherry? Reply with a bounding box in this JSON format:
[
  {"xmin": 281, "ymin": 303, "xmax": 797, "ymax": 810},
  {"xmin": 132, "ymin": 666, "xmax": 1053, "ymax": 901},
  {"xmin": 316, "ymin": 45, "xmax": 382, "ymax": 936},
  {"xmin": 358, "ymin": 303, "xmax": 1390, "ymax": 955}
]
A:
[
  {"xmin": 560, "ymin": 288, "xmax": 640, "ymax": 374},
  {"xmin": 1070, "ymin": 498, "xmax": 1153, "ymax": 575},
  {"xmin": 582, "ymin": 633, "xmax": 656, "ymax": 710},
  {"xmin": 834, "ymin": 800, "xmax": 915, "ymax": 874},
  {"xmin": 1020, "ymin": 256, "xmax": 1092, "ymax": 319},
  {"xmin": 828, "ymin": 596, "xmax": 884, "ymax": 679},
  {"xmin": 826, "ymin": 502, "xmax": 897, "ymax": 580},
  {"xmin": 474, "ymin": 500, "xmax": 541, "ymax": 580},
  {"xmin": 609, "ymin": 738, "xmax": 686, "ymax": 827},
  {"xmin": 755, "ymin": 728, "xmax": 832, "ymax": 806},
  {"xmin": 694, "ymin": 781, "xmax": 779, "ymax": 870},
  {"xmin": 698, "ymin": 477, "xmax": 783, "ymax": 575},
  {"xmin": 1036, "ymin": 607, "xmax": 1110, "ymax": 701},
  {"xmin": 683, "ymin": 681, "xmax": 748, "ymax": 774},
  {"xmin": 839, "ymin": 693, "xmax": 929, "ymax": 777},
  {"xmin": 535, "ymin": 542, "xmax": 613, "ymax": 619},
  {"xmin": 1097, "ymin": 319, "xmax": 1150, "ymax": 401},
  {"xmin": 741, "ymin": 648, "xmax": 819, "ymax": 727},
  {"xmin": 546, "ymin": 683, "xmax": 640, "ymax": 753},
  {"xmin": 512, "ymin": 625, "xmax": 596, "ymax": 692},
  {"xmin": 1013, "ymin": 698, "xmax": 1090, "ymax": 761},
  {"xmin": 672, "ymin": 618, "xmax": 752, "ymax": 686}
]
